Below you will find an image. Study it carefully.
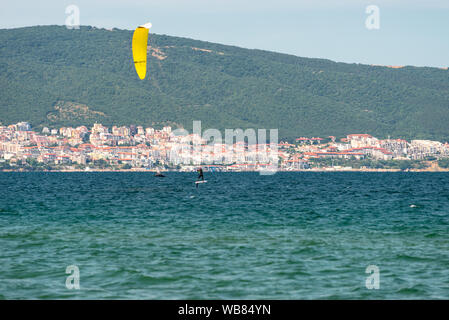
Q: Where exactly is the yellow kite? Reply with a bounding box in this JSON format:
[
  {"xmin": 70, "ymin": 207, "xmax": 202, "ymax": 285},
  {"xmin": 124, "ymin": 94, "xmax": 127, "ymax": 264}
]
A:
[{"xmin": 132, "ymin": 22, "xmax": 152, "ymax": 80}]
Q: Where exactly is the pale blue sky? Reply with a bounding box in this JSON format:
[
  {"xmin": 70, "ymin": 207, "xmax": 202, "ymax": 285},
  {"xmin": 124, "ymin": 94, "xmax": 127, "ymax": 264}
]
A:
[{"xmin": 1, "ymin": 0, "xmax": 448, "ymax": 67}]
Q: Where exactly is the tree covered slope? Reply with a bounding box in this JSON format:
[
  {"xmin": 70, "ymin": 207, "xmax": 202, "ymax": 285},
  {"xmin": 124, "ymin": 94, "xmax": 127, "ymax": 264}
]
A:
[{"xmin": 0, "ymin": 25, "xmax": 448, "ymax": 141}]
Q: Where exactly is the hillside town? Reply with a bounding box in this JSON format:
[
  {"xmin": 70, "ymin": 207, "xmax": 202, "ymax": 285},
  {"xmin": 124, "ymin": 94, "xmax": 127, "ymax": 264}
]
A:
[{"xmin": 1, "ymin": 122, "xmax": 449, "ymax": 172}]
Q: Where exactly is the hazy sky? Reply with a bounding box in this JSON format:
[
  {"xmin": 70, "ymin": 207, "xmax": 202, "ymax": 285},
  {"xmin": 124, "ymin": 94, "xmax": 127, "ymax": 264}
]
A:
[{"xmin": 1, "ymin": 0, "xmax": 448, "ymax": 67}]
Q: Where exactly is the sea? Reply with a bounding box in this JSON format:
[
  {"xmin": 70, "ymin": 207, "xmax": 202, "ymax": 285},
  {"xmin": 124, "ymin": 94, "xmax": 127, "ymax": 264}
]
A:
[{"xmin": 0, "ymin": 172, "xmax": 448, "ymax": 299}]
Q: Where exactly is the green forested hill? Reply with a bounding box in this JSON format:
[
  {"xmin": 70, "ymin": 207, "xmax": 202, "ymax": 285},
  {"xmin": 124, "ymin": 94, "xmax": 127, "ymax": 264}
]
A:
[{"xmin": 1, "ymin": 25, "xmax": 448, "ymax": 141}]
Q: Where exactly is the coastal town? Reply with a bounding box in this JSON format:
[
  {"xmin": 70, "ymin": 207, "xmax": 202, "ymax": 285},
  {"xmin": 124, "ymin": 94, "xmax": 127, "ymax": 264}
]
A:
[{"xmin": 1, "ymin": 122, "xmax": 449, "ymax": 172}]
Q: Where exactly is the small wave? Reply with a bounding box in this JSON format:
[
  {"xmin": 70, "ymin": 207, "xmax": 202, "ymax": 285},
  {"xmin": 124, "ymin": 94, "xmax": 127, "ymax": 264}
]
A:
[
  {"xmin": 424, "ymin": 232, "xmax": 440, "ymax": 238},
  {"xmin": 291, "ymin": 247, "xmax": 318, "ymax": 255},
  {"xmin": 0, "ymin": 208, "xmax": 19, "ymax": 215},
  {"xmin": 396, "ymin": 254, "xmax": 431, "ymax": 262},
  {"xmin": 136, "ymin": 273, "xmax": 192, "ymax": 285},
  {"xmin": 300, "ymin": 239, "xmax": 327, "ymax": 246},
  {"xmin": 396, "ymin": 284, "xmax": 428, "ymax": 296}
]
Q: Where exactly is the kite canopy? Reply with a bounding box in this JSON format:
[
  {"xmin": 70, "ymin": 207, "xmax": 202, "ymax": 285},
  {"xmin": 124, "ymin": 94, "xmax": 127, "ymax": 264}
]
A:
[{"xmin": 132, "ymin": 22, "xmax": 152, "ymax": 80}]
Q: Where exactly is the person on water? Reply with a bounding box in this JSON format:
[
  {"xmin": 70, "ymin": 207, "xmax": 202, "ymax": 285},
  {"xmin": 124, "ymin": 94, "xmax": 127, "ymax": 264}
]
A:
[
  {"xmin": 155, "ymin": 168, "xmax": 165, "ymax": 177},
  {"xmin": 197, "ymin": 167, "xmax": 204, "ymax": 181}
]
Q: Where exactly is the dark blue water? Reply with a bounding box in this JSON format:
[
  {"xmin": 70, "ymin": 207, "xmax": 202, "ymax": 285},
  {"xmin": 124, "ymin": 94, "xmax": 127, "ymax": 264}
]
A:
[{"xmin": 0, "ymin": 172, "xmax": 448, "ymax": 299}]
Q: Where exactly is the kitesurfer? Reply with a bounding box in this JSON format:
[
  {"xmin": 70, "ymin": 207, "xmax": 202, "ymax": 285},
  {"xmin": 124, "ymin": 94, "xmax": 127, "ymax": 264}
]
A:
[{"xmin": 197, "ymin": 167, "xmax": 204, "ymax": 181}]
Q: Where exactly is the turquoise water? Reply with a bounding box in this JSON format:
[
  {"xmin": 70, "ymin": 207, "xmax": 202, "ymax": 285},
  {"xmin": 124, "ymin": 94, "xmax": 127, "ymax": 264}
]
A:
[{"xmin": 0, "ymin": 172, "xmax": 448, "ymax": 299}]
